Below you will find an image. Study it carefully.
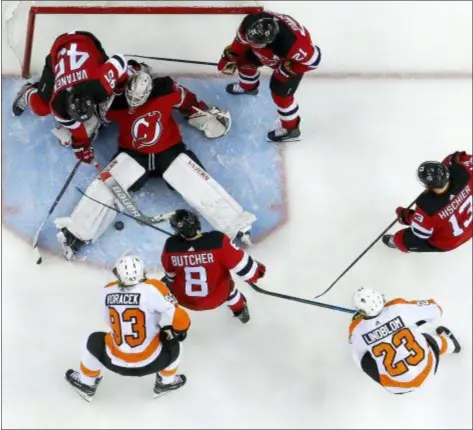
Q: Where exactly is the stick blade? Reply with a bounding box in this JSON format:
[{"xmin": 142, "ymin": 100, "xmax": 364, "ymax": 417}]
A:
[{"xmin": 33, "ymin": 245, "xmax": 42, "ymax": 265}]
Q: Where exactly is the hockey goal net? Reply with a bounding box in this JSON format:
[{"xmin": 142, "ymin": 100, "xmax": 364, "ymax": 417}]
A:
[{"xmin": 3, "ymin": 1, "xmax": 263, "ymax": 78}]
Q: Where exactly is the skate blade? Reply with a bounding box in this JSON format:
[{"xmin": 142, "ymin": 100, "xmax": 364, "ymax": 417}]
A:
[
  {"xmin": 152, "ymin": 390, "xmax": 171, "ymax": 399},
  {"xmin": 266, "ymin": 136, "xmax": 302, "ymax": 143},
  {"xmin": 71, "ymin": 387, "xmax": 94, "ymax": 403}
]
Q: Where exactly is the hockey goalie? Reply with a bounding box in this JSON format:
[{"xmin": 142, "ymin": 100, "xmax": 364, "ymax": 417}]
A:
[{"xmin": 54, "ymin": 71, "xmax": 256, "ymax": 260}]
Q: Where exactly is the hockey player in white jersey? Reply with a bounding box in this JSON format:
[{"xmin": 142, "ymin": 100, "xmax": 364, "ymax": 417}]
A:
[
  {"xmin": 349, "ymin": 287, "xmax": 461, "ymax": 395},
  {"xmin": 65, "ymin": 255, "xmax": 191, "ymax": 401}
]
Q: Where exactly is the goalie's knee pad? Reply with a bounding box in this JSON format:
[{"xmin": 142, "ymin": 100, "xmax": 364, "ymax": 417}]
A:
[
  {"xmin": 162, "ymin": 153, "xmax": 256, "ymax": 239},
  {"xmin": 54, "ymin": 152, "xmax": 146, "ymax": 242}
]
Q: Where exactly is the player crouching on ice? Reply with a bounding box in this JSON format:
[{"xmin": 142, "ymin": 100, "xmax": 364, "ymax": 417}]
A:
[
  {"xmin": 54, "ymin": 70, "xmax": 256, "ymax": 260},
  {"xmin": 217, "ymin": 11, "xmax": 321, "ymax": 142},
  {"xmin": 349, "ymin": 287, "xmax": 460, "ymax": 395},
  {"xmin": 161, "ymin": 210, "xmax": 266, "ymax": 324},
  {"xmin": 383, "ymin": 151, "xmax": 472, "ymax": 253},
  {"xmin": 66, "ymin": 255, "xmax": 191, "ymax": 401}
]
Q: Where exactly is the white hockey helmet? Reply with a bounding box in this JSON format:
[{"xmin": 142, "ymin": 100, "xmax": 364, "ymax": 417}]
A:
[
  {"xmin": 125, "ymin": 71, "xmax": 152, "ymax": 108},
  {"xmin": 353, "ymin": 287, "xmax": 385, "ymax": 317},
  {"xmin": 113, "ymin": 255, "xmax": 145, "ymax": 286}
]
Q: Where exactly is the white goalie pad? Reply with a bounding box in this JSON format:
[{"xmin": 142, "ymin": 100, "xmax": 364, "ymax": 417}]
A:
[
  {"xmin": 54, "ymin": 152, "xmax": 145, "ymax": 242},
  {"xmin": 188, "ymin": 107, "xmax": 232, "ymax": 139},
  {"xmin": 163, "ymin": 153, "xmax": 256, "ymax": 239}
]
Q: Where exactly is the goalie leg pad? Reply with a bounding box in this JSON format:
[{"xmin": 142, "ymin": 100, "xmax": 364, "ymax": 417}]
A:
[
  {"xmin": 163, "ymin": 153, "xmax": 256, "ymax": 239},
  {"xmin": 54, "ymin": 152, "xmax": 146, "ymax": 241}
]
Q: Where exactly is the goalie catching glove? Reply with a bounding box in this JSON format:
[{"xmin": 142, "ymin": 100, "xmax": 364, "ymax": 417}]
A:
[{"xmin": 188, "ymin": 106, "xmax": 232, "ymax": 139}]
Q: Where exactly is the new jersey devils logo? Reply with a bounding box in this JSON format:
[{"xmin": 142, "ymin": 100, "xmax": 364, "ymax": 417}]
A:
[{"xmin": 131, "ymin": 110, "xmax": 163, "ymax": 149}]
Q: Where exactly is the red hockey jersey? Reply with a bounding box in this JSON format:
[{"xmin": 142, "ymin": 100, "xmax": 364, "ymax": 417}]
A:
[
  {"xmin": 161, "ymin": 231, "xmax": 260, "ymax": 311},
  {"xmin": 229, "ymin": 11, "xmax": 321, "ymax": 75},
  {"xmin": 394, "ymin": 152, "xmax": 472, "ymax": 251}
]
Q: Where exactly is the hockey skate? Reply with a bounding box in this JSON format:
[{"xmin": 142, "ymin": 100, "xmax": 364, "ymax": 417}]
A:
[
  {"xmin": 65, "ymin": 369, "xmax": 102, "ymax": 402},
  {"xmin": 153, "ymin": 374, "xmax": 187, "ymax": 398},
  {"xmin": 225, "ymin": 82, "xmax": 259, "ymax": 96},
  {"xmin": 267, "ymin": 124, "xmax": 301, "ymax": 143},
  {"xmin": 57, "ymin": 228, "xmax": 86, "ymax": 261},
  {"xmin": 12, "ymin": 82, "xmax": 37, "ymax": 116},
  {"xmin": 436, "ymin": 326, "xmax": 462, "ymax": 353},
  {"xmin": 233, "ymin": 302, "xmax": 250, "ymax": 324},
  {"xmin": 382, "ymin": 234, "xmax": 396, "ymax": 249}
]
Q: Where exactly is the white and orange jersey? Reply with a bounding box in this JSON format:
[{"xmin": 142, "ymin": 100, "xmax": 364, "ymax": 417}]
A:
[
  {"xmin": 102, "ymin": 278, "xmax": 190, "ymax": 368},
  {"xmin": 349, "ymin": 298, "xmax": 443, "ymax": 394}
]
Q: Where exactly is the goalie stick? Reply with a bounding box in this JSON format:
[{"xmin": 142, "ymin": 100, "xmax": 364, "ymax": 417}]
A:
[
  {"xmin": 77, "ymin": 186, "xmax": 356, "ymax": 314},
  {"xmin": 33, "ymin": 160, "xmax": 82, "ymax": 264}
]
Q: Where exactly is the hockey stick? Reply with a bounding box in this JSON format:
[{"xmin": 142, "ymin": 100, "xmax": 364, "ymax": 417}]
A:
[
  {"xmin": 32, "ymin": 160, "xmax": 82, "ymax": 264},
  {"xmin": 77, "ymin": 188, "xmax": 354, "ymax": 314},
  {"xmin": 313, "ymin": 196, "xmax": 421, "ymax": 300},
  {"xmin": 125, "ymin": 54, "xmax": 218, "ymax": 68},
  {"xmin": 92, "ymin": 161, "xmax": 172, "ymax": 225}
]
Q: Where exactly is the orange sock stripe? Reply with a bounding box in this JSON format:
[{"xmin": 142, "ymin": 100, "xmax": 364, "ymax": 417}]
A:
[
  {"xmin": 160, "ymin": 367, "xmax": 177, "ymax": 377},
  {"xmin": 439, "ymin": 335, "xmax": 449, "ymax": 355},
  {"xmin": 80, "ymin": 363, "xmax": 101, "ymax": 378}
]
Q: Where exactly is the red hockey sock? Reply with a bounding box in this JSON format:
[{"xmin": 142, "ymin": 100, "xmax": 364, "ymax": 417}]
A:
[
  {"xmin": 238, "ymin": 65, "xmax": 260, "ymax": 91},
  {"xmin": 226, "ymin": 288, "xmax": 247, "ymax": 314},
  {"xmin": 28, "ymin": 90, "xmax": 51, "ymax": 116},
  {"xmin": 272, "ymin": 93, "xmax": 300, "ymax": 130}
]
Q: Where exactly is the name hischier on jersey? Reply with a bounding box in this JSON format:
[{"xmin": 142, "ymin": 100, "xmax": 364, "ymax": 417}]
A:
[
  {"xmin": 362, "ymin": 317, "xmax": 406, "ymax": 345},
  {"xmin": 438, "ymin": 184, "xmax": 471, "ymax": 219},
  {"xmin": 105, "ymin": 293, "xmax": 141, "ymax": 306}
]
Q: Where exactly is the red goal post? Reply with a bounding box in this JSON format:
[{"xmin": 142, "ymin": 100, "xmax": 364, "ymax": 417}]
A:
[{"xmin": 21, "ymin": 3, "xmax": 264, "ymax": 78}]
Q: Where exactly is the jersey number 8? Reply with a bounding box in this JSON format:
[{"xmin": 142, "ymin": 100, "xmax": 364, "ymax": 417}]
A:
[{"xmin": 184, "ymin": 266, "xmax": 209, "ymax": 297}]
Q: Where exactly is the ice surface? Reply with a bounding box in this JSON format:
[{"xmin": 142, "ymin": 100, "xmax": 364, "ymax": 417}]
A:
[
  {"xmin": 2, "ymin": 76, "xmax": 286, "ymax": 268},
  {"xmin": 2, "ymin": 77, "xmax": 472, "ymax": 429}
]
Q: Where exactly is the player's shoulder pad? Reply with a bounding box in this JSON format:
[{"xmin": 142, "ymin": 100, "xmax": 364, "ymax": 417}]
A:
[{"xmin": 150, "ymin": 76, "xmax": 176, "ymax": 99}]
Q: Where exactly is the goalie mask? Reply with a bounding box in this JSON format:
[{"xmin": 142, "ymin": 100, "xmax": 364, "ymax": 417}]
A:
[{"xmin": 126, "ymin": 71, "xmax": 152, "ymax": 108}]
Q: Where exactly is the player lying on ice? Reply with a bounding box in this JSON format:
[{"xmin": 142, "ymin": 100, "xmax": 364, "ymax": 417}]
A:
[
  {"xmin": 12, "ymin": 31, "xmax": 146, "ymax": 151},
  {"xmin": 66, "ymin": 255, "xmax": 191, "ymax": 402},
  {"xmin": 54, "ymin": 70, "xmax": 256, "ymax": 260},
  {"xmin": 383, "ymin": 151, "xmax": 472, "ymax": 253},
  {"xmin": 217, "ymin": 10, "xmax": 321, "ymax": 143},
  {"xmin": 350, "ymin": 287, "xmax": 461, "ymax": 395},
  {"xmin": 161, "ymin": 209, "xmax": 266, "ymax": 324}
]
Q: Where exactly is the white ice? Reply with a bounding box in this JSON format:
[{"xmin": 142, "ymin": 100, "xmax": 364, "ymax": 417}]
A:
[{"xmin": 2, "ymin": 77, "xmax": 472, "ymax": 429}]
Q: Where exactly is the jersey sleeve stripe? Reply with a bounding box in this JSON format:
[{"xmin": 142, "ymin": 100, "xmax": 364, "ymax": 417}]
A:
[
  {"xmin": 108, "ymin": 54, "xmax": 127, "ymax": 76},
  {"xmin": 54, "ymin": 116, "xmax": 80, "ymax": 129},
  {"xmin": 410, "ymin": 221, "xmax": 434, "ymax": 239},
  {"xmin": 239, "ymin": 258, "xmax": 258, "ymax": 282},
  {"xmin": 236, "ymin": 30, "xmax": 249, "ymax": 44},
  {"xmin": 232, "ymin": 253, "xmax": 250, "ymax": 274},
  {"xmin": 173, "ymin": 84, "xmax": 186, "ymax": 108},
  {"xmin": 301, "ymin": 45, "xmax": 322, "ymax": 67}
]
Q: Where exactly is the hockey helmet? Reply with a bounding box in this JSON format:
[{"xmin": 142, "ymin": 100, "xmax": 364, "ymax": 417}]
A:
[
  {"xmin": 246, "ymin": 17, "xmax": 279, "ymax": 46},
  {"xmin": 353, "ymin": 287, "xmax": 385, "ymax": 317},
  {"xmin": 113, "ymin": 255, "xmax": 146, "ymax": 286},
  {"xmin": 126, "ymin": 71, "xmax": 152, "ymax": 108},
  {"xmin": 67, "ymin": 89, "xmax": 94, "ymax": 122},
  {"xmin": 417, "ymin": 161, "xmax": 450, "ymax": 189},
  {"xmin": 170, "ymin": 209, "xmax": 201, "ymax": 239}
]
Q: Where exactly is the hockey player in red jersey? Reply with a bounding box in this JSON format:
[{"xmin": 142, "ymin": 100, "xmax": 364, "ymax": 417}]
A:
[
  {"xmin": 383, "ymin": 151, "xmax": 472, "ymax": 252},
  {"xmin": 161, "ymin": 210, "xmax": 266, "ymax": 323},
  {"xmin": 54, "ymin": 72, "xmax": 255, "ymax": 261},
  {"xmin": 217, "ymin": 11, "xmax": 321, "ymax": 142},
  {"xmin": 11, "ymin": 31, "xmax": 134, "ymax": 163}
]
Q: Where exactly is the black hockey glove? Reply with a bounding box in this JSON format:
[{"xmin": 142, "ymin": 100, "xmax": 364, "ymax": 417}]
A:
[{"xmin": 160, "ymin": 325, "xmax": 187, "ymax": 344}]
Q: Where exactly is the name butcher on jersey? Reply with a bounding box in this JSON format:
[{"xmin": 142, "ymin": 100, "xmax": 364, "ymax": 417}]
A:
[{"xmin": 170, "ymin": 253, "xmax": 215, "ymax": 267}]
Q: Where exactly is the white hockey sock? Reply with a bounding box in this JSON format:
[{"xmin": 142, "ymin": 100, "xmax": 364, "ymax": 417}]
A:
[
  {"xmin": 79, "ymin": 347, "xmax": 103, "ymax": 386},
  {"xmin": 432, "ymin": 333, "xmax": 456, "ymax": 356},
  {"xmin": 158, "ymin": 353, "xmax": 181, "ymax": 384}
]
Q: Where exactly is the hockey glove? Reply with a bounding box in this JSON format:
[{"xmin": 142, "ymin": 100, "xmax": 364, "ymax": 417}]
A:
[
  {"xmin": 247, "ymin": 262, "xmax": 266, "ymax": 284},
  {"xmin": 217, "ymin": 46, "xmax": 238, "ymax": 75},
  {"xmin": 396, "ymin": 207, "xmax": 415, "ymax": 225},
  {"xmin": 160, "ymin": 325, "xmax": 187, "ymax": 344},
  {"xmin": 72, "ymin": 141, "xmax": 94, "ymax": 164}
]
